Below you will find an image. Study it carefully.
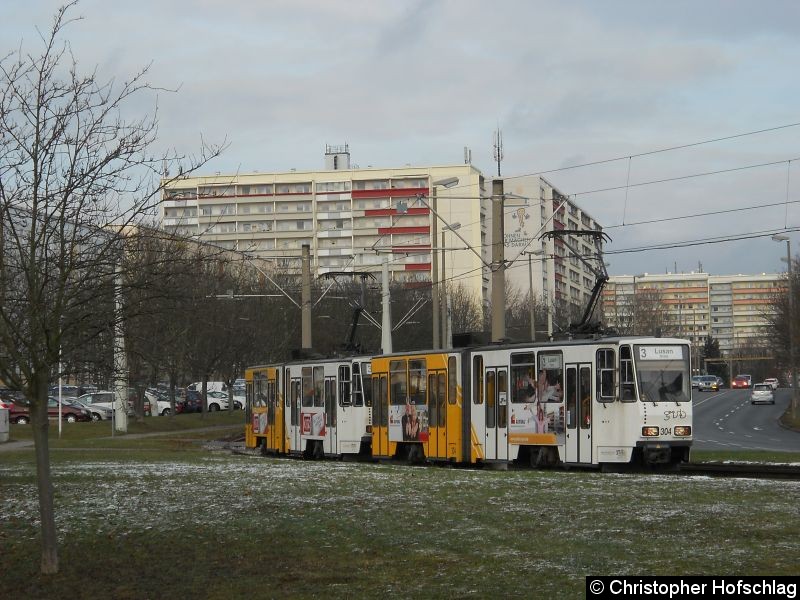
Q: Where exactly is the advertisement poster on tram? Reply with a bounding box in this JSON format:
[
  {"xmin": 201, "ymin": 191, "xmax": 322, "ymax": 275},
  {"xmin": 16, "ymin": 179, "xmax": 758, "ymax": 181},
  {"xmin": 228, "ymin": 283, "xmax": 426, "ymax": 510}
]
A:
[
  {"xmin": 508, "ymin": 354, "xmax": 565, "ymax": 445},
  {"xmin": 301, "ymin": 412, "xmax": 326, "ymax": 437},
  {"xmin": 253, "ymin": 412, "xmax": 268, "ymax": 435},
  {"xmin": 388, "ymin": 402, "xmax": 429, "ymax": 443}
]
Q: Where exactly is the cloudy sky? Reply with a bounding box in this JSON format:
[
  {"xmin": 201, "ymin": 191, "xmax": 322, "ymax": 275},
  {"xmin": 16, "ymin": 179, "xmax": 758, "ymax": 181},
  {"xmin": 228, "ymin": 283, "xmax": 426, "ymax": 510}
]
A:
[{"xmin": 2, "ymin": 0, "xmax": 799, "ymax": 277}]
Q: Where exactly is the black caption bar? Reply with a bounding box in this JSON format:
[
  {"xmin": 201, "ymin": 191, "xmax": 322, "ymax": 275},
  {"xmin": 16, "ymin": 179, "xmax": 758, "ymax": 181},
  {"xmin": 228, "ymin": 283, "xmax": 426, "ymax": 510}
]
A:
[{"xmin": 586, "ymin": 577, "xmax": 798, "ymax": 599}]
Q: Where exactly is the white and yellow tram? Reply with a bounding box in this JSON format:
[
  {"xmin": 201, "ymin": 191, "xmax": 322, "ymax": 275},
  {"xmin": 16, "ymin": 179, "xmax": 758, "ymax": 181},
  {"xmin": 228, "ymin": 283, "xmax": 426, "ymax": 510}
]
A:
[
  {"xmin": 246, "ymin": 335, "xmax": 692, "ymax": 468},
  {"xmin": 245, "ymin": 356, "xmax": 372, "ymax": 459}
]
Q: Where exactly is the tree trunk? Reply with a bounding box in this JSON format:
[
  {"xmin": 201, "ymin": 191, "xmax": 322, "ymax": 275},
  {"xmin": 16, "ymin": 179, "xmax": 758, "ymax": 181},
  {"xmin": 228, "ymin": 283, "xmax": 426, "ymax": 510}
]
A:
[{"xmin": 30, "ymin": 374, "xmax": 59, "ymax": 574}]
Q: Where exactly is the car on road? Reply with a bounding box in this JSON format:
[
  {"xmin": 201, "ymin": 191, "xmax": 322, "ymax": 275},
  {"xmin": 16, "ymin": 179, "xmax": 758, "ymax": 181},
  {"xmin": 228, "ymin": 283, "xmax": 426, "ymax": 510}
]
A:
[
  {"xmin": 9, "ymin": 397, "xmax": 92, "ymax": 424},
  {"xmin": 732, "ymin": 375, "xmax": 752, "ymax": 389},
  {"xmin": 764, "ymin": 378, "xmax": 779, "ymax": 391},
  {"xmin": 691, "ymin": 375, "xmax": 703, "ymax": 389},
  {"xmin": 714, "ymin": 376, "xmax": 725, "ymax": 388},
  {"xmin": 750, "ymin": 383, "xmax": 775, "ymax": 405},
  {"xmin": 694, "ymin": 375, "xmax": 719, "ymax": 392}
]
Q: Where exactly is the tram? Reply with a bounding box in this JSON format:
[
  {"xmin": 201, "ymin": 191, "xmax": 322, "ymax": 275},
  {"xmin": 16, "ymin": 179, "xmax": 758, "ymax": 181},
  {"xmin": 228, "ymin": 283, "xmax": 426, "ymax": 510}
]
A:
[
  {"xmin": 245, "ymin": 356, "xmax": 373, "ymax": 459},
  {"xmin": 245, "ymin": 335, "xmax": 693, "ymax": 468}
]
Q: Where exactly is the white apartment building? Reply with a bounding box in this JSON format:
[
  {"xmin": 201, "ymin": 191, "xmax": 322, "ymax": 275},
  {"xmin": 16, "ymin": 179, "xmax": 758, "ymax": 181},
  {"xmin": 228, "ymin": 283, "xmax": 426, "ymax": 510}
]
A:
[{"xmin": 160, "ymin": 147, "xmax": 603, "ymax": 320}]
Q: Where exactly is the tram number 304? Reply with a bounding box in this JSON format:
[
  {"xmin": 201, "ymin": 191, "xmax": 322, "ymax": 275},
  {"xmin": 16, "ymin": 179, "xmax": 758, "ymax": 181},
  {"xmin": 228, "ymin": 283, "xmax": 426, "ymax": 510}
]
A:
[{"xmin": 660, "ymin": 427, "xmax": 672, "ymax": 436}]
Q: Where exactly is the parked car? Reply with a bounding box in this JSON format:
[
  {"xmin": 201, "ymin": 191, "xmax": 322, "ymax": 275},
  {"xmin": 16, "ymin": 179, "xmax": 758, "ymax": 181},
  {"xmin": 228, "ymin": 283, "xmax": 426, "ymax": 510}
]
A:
[
  {"xmin": 732, "ymin": 375, "xmax": 752, "ymax": 389},
  {"xmin": 77, "ymin": 391, "xmax": 135, "ymax": 417},
  {"xmin": 48, "ymin": 384, "xmax": 80, "ymax": 398},
  {"xmin": 9, "ymin": 397, "xmax": 91, "ymax": 424},
  {"xmin": 205, "ymin": 390, "xmax": 244, "ymax": 411},
  {"xmin": 764, "ymin": 378, "xmax": 779, "ymax": 391},
  {"xmin": 750, "ymin": 383, "xmax": 775, "ymax": 405},
  {"xmin": 694, "ymin": 375, "xmax": 719, "ymax": 392},
  {"xmin": 67, "ymin": 398, "xmax": 112, "ymax": 421},
  {"xmin": 180, "ymin": 389, "xmax": 202, "ymax": 413}
]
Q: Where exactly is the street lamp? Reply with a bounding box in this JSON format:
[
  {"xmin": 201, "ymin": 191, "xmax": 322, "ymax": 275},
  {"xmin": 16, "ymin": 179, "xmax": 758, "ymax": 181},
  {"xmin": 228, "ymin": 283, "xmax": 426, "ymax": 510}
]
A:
[
  {"xmin": 772, "ymin": 234, "xmax": 797, "ymax": 419},
  {"xmin": 429, "ymin": 177, "xmax": 459, "ymax": 349},
  {"xmin": 441, "ymin": 222, "xmax": 461, "ymax": 349}
]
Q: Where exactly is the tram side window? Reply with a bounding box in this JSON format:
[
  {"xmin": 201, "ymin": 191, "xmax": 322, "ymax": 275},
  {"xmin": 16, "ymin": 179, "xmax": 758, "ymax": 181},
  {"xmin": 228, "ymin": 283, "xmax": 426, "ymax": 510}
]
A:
[
  {"xmin": 362, "ymin": 370, "xmax": 373, "ymax": 407},
  {"xmin": 291, "ymin": 380, "xmax": 299, "ymax": 426},
  {"xmin": 566, "ymin": 368, "xmax": 577, "ymax": 429},
  {"xmin": 448, "ymin": 356, "xmax": 457, "ymax": 406},
  {"xmin": 313, "ymin": 366, "xmax": 325, "ymax": 408},
  {"xmin": 255, "ymin": 377, "xmax": 267, "ymax": 407},
  {"xmin": 285, "ymin": 369, "xmax": 290, "ymax": 407},
  {"xmin": 511, "ymin": 363, "xmax": 536, "ymax": 403},
  {"xmin": 473, "ymin": 355, "xmax": 484, "ymax": 404},
  {"xmin": 352, "ymin": 364, "xmax": 364, "ymax": 407},
  {"xmin": 486, "ymin": 371, "xmax": 496, "ymax": 428},
  {"xmin": 325, "ymin": 378, "xmax": 335, "ymax": 426},
  {"xmin": 408, "ymin": 359, "xmax": 427, "ymax": 405},
  {"xmin": 339, "ymin": 365, "xmax": 351, "ymax": 406},
  {"xmin": 380, "ymin": 376, "xmax": 388, "ymax": 426},
  {"xmin": 390, "ymin": 360, "xmax": 407, "ymax": 405},
  {"xmin": 371, "ymin": 376, "xmax": 382, "ymax": 427},
  {"xmin": 428, "ymin": 374, "xmax": 438, "ymax": 428},
  {"xmin": 301, "ymin": 367, "xmax": 314, "ymax": 407},
  {"xmin": 597, "ymin": 349, "xmax": 616, "ymax": 403},
  {"xmin": 580, "ymin": 366, "xmax": 591, "ymax": 429},
  {"xmin": 438, "ymin": 372, "xmax": 446, "ymax": 427},
  {"xmin": 620, "ymin": 346, "xmax": 636, "ymax": 402},
  {"xmin": 538, "ymin": 352, "xmax": 564, "ymax": 403}
]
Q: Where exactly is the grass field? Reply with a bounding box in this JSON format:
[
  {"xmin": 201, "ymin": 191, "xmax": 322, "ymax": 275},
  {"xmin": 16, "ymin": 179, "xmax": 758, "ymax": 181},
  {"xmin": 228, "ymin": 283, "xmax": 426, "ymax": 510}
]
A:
[{"xmin": 2, "ymin": 418, "xmax": 799, "ymax": 599}]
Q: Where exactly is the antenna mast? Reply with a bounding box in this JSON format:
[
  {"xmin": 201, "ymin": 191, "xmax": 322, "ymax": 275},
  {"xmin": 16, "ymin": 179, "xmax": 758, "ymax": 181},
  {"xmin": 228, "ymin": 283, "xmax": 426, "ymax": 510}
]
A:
[{"xmin": 493, "ymin": 128, "xmax": 503, "ymax": 177}]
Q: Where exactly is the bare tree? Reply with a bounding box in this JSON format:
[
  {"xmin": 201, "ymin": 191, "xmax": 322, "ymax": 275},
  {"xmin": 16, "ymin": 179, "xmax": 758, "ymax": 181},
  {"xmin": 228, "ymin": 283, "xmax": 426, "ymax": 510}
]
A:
[
  {"xmin": 0, "ymin": 4, "xmax": 221, "ymax": 573},
  {"xmin": 604, "ymin": 288, "xmax": 670, "ymax": 336}
]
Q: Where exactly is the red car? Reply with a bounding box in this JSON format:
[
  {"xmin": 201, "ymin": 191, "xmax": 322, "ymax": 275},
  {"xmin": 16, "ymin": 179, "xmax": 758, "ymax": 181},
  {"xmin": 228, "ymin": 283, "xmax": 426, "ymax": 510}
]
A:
[
  {"xmin": 731, "ymin": 375, "xmax": 752, "ymax": 389},
  {"xmin": 9, "ymin": 397, "xmax": 92, "ymax": 424}
]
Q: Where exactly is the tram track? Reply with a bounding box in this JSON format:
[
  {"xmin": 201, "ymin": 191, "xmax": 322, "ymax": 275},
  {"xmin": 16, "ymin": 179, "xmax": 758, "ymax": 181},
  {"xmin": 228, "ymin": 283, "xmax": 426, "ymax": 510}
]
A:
[
  {"xmin": 227, "ymin": 441, "xmax": 800, "ymax": 479},
  {"xmin": 678, "ymin": 462, "xmax": 800, "ymax": 480}
]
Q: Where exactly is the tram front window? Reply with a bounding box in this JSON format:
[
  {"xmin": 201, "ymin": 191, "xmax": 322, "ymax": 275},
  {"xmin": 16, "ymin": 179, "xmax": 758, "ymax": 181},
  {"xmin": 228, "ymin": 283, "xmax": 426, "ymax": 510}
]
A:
[{"xmin": 634, "ymin": 345, "xmax": 690, "ymax": 404}]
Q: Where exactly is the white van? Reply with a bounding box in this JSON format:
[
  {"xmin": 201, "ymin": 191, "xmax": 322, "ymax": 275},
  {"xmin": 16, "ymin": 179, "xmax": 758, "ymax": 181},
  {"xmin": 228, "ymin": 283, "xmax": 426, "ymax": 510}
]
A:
[{"xmin": 188, "ymin": 381, "xmax": 227, "ymax": 394}]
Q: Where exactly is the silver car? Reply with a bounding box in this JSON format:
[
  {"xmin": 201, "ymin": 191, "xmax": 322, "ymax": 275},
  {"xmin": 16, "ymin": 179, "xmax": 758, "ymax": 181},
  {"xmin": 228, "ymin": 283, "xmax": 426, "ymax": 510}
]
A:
[{"xmin": 750, "ymin": 383, "xmax": 775, "ymax": 405}]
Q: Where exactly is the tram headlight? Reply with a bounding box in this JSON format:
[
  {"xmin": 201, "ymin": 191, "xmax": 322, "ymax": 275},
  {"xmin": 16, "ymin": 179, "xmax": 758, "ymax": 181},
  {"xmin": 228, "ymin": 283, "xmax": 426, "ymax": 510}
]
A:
[
  {"xmin": 673, "ymin": 426, "xmax": 692, "ymax": 437},
  {"xmin": 365, "ymin": 425, "xmax": 373, "ymax": 434},
  {"xmin": 642, "ymin": 426, "xmax": 659, "ymax": 437}
]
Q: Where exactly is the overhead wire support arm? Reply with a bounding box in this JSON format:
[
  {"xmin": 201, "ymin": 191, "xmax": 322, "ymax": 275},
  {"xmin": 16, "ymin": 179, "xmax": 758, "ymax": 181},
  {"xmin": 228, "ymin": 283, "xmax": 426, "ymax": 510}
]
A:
[{"xmin": 541, "ymin": 229, "xmax": 612, "ymax": 334}]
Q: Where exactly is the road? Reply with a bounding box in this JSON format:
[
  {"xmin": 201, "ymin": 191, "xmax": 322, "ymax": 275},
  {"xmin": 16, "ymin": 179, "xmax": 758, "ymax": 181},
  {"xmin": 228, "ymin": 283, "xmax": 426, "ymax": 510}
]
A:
[{"xmin": 692, "ymin": 387, "xmax": 800, "ymax": 452}]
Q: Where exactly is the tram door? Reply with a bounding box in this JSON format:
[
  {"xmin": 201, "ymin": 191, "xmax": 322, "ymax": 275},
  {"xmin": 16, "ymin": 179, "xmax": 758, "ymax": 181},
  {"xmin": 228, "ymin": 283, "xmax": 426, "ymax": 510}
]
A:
[
  {"xmin": 290, "ymin": 375, "xmax": 302, "ymax": 453},
  {"xmin": 324, "ymin": 376, "xmax": 337, "ymax": 455},
  {"xmin": 484, "ymin": 367, "xmax": 508, "ymax": 461},
  {"xmin": 372, "ymin": 374, "xmax": 388, "ymax": 457},
  {"xmin": 427, "ymin": 370, "xmax": 446, "ymax": 459},
  {"xmin": 565, "ymin": 364, "xmax": 592, "ymax": 464}
]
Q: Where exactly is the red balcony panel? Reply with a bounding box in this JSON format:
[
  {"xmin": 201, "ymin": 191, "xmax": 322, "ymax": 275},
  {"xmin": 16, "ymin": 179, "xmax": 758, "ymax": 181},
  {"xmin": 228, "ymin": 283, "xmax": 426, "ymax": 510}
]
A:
[
  {"xmin": 364, "ymin": 207, "xmax": 429, "ymax": 217},
  {"xmin": 404, "ymin": 263, "xmax": 431, "ymax": 271},
  {"xmin": 377, "ymin": 226, "xmax": 430, "ymax": 235},
  {"xmin": 352, "ymin": 187, "xmax": 429, "ymax": 199}
]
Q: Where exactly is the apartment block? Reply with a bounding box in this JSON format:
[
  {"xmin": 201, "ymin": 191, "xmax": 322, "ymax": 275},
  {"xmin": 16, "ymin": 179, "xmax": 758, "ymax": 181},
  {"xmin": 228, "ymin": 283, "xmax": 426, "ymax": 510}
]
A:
[
  {"xmin": 160, "ymin": 147, "xmax": 602, "ymax": 318},
  {"xmin": 603, "ymin": 272, "xmax": 781, "ymax": 356}
]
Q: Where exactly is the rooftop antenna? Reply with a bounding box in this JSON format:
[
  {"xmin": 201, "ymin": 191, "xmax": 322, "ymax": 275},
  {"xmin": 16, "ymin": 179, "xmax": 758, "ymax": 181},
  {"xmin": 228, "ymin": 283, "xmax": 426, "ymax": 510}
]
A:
[{"xmin": 493, "ymin": 127, "xmax": 503, "ymax": 177}]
